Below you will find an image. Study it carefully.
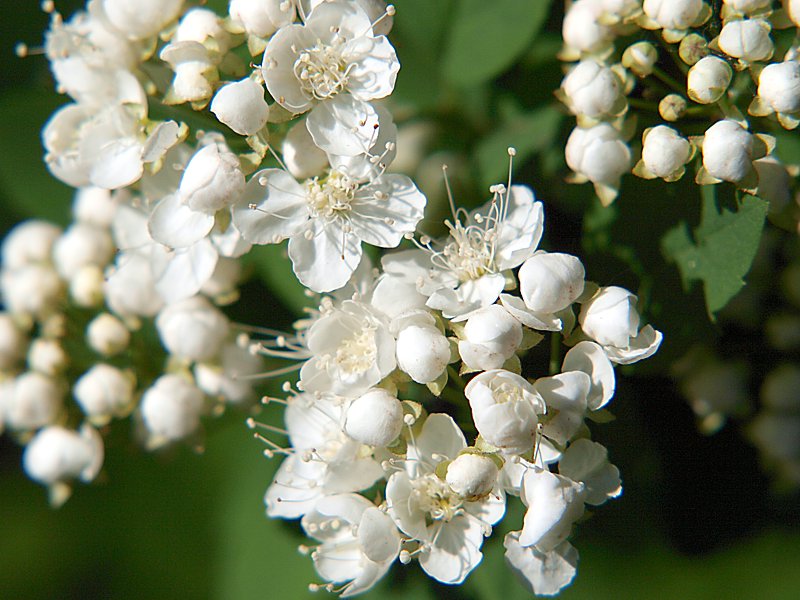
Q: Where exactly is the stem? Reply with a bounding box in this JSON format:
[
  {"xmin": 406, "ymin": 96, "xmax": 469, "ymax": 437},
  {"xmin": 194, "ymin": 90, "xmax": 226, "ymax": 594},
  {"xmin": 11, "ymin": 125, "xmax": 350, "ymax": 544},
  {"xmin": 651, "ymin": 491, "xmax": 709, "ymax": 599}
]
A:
[
  {"xmin": 549, "ymin": 332, "xmax": 561, "ymax": 376},
  {"xmin": 650, "ymin": 65, "xmax": 686, "ymax": 95},
  {"xmin": 627, "ymin": 97, "xmax": 659, "ymax": 112},
  {"xmin": 447, "ymin": 365, "xmax": 467, "ymax": 392}
]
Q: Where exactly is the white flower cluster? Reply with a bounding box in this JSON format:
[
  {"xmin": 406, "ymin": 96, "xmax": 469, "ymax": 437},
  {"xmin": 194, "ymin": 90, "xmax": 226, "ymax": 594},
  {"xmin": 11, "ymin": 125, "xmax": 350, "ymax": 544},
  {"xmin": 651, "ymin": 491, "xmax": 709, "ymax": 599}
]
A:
[
  {"xmin": 558, "ymin": 0, "xmax": 800, "ymax": 205},
  {"xmin": 252, "ymin": 175, "xmax": 662, "ymax": 595},
  {"xmin": 2, "ymin": 0, "xmax": 666, "ymax": 596}
]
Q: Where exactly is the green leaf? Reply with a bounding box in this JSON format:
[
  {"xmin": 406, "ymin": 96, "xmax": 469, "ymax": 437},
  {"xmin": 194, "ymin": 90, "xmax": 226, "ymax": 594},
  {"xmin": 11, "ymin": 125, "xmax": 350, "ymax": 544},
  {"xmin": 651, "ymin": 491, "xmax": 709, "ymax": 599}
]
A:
[
  {"xmin": 475, "ymin": 105, "xmax": 563, "ymax": 189},
  {"xmin": 661, "ymin": 187, "xmax": 768, "ymax": 319},
  {"xmin": 442, "ymin": 0, "xmax": 552, "ymax": 87},
  {"xmin": 242, "ymin": 244, "xmax": 311, "ymax": 317}
]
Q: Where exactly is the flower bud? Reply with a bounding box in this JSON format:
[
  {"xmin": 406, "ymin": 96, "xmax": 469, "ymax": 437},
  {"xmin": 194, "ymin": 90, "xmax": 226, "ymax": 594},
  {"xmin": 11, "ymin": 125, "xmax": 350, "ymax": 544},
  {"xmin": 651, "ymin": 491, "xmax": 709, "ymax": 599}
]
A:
[
  {"xmin": 519, "ymin": 252, "xmax": 585, "ymax": 314},
  {"xmin": 176, "ymin": 8, "xmax": 230, "ymax": 52},
  {"xmin": 211, "ymin": 78, "xmax": 270, "ymax": 136},
  {"xmin": 194, "ymin": 342, "xmax": 263, "ymax": 404},
  {"xmin": 344, "ymin": 388, "xmax": 404, "ymax": 447},
  {"xmin": 718, "ymin": 19, "xmax": 773, "ymax": 62},
  {"xmin": 179, "ymin": 143, "xmax": 245, "ymax": 214},
  {"xmin": 756, "ymin": 61, "xmax": 800, "ymax": 114},
  {"xmin": 74, "ymin": 364, "xmax": 136, "ymax": 424},
  {"xmin": 156, "ymin": 296, "xmax": 230, "ymax": 362},
  {"xmin": 459, "ymin": 305, "xmax": 522, "ymax": 371},
  {"xmin": 562, "ymin": 0, "xmax": 613, "ymax": 55},
  {"xmin": 579, "ymin": 286, "xmax": 640, "ymax": 348},
  {"xmin": 465, "ymin": 369, "xmax": 545, "ymax": 454},
  {"xmin": 0, "ymin": 313, "xmax": 28, "ymax": 370},
  {"xmin": 69, "ymin": 265, "xmax": 106, "ymax": 308},
  {"xmin": 701, "ymin": 119, "xmax": 754, "ymax": 183},
  {"xmin": 659, "ymin": 93, "xmax": 687, "ymax": 121},
  {"xmin": 395, "ymin": 324, "xmax": 450, "ymax": 384},
  {"xmin": 446, "ymin": 453, "xmax": 499, "ymax": 500},
  {"xmin": 28, "ymin": 339, "xmax": 68, "ymax": 376},
  {"xmin": 101, "ymin": 0, "xmax": 184, "ymax": 40},
  {"xmin": 1, "ymin": 264, "xmax": 64, "ymax": 318},
  {"xmin": 72, "ymin": 187, "xmax": 118, "ymax": 228},
  {"xmin": 643, "ymin": 0, "xmax": 703, "ymax": 30},
  {"xmin": 565, "ymin": 123, "xmax": 631, "ymax": 187},
  {"xmin": 687, "ymin": 56, "xmax": 732, "ymax": 104},
  {"xmin": 4, "ymin": 371, "xmax": 63, "ymax": 431},
  {"xmin": 640, "ymin": 125, "xmax": 691, "ymax": 179},
  {"xmin": 23, "ymin": 424, "xmax": 103, "ymax": 486},
  {"xmin": 787, "ymin": 0, "xmax": 800, "ymax": 27},
  {"xmin": 723, "ymin": 0, "xmax": 772, "ymax": 13},
  {"xmin": 229, "ymin": 0, "xmax": 294, "ymax": 38},
  {"xmin": 87, "ymin": 313, "xmax": 131, "ymax": 357},
  {"xmin": 282, "ymin": 120, "xmax": 329, "ymax": 180},
  {"xmin": 679, "ymin": 33, "xmax": 708, "ymax": 66},
  {"xmin": 1, "ymin": 220, "xmax": 61, "ymax": 270},
  {"xmin": 622, "ymin": 42, "xmax": 658, "ymax": 77},
  {"xmin": 561, "ymin": 61, "xmax": 623, "ymax": 119},
  {"xmin": 140, "ymin": 374, "xmax": 204, "ymax": 444},
  {"xmin": 53, "ymin": 223, "xmax": 114, "ymax": 280}
]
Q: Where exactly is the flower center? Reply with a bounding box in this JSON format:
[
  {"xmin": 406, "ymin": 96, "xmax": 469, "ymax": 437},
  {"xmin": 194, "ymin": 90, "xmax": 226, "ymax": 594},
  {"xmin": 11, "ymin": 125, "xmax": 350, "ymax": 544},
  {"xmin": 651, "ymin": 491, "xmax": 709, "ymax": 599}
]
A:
[
  {"xmin": 440, "ymin": 221, "xmax": 496, "ymax": 283},
  {"xmin": 493, "ymin": 381, "xmax": 525, "ymax": 405},
  {"xmin": 411, "ymin": 473, "xmax": 464, "ymax": 522},
  {"xmin": 293, "ymin": 39, "xmax": 350, "ymax": 101},
  {"xmin": 307, "ymin": 171, "xmax": 357, "ymax": 220},
  {"xmin": 334, "ymin": 326, "xmax": 377, "ymax": 376}
]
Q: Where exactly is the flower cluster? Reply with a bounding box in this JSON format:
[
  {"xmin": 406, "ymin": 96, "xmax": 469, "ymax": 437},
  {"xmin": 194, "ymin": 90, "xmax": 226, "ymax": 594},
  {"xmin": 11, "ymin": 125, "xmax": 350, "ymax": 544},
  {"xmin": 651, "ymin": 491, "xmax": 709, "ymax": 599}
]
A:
[
  {"xmin": 559, "ymin": 0, "xmax": 800, "ymax": 207},
  {"xmin": 252, "ymin": 174, "xmax": 662, "ymax": 595},
  {"xmin": 1, "ymin": 0, "xmax": 666, "ymax": 596}
]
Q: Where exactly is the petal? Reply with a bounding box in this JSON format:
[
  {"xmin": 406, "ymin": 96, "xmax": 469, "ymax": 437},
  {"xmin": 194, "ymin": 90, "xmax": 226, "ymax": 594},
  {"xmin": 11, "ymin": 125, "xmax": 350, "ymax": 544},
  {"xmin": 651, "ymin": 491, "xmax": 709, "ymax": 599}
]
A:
[
  {"xmin": 349, "ymin": 174, "xmax": 426, "ymax": 247},
  {"xmin": 604, "ymin": 325, "xmax": 663, "ymax": 365},
  {"xmin": 306, "ymin": 95, "xmax": 379, "ymax": 157},
  {"xmin": 262, "ymin": 24, "xmax": 315, "ymax": 112},
  {"xmin": 494, "ymin": 187, "xmax": 544, "ymax": 270},
  {"xmin": 148, "ymin": 194, "xmax": 215, "ymax": 248},
  {"xmin": 288, "ymin": 219, "xmax": 362, "ymax": 293},
  {"xmin": 419, "ymin": 517, "xmax": 485, "ymax": 584},
  {"xmin": 232, "ymin": 169, "xmax": 308, "ymax": 244},
  {"xmin": 153, "ymin": 239, "xmax": 219, "ymax": 303},
  {"xmin": 89, "ymin": 137, "xmax": 144, "ymax": 189},
  {"xmin": 504, "ymin": 533, "xmax": 578, "ymax": 596},
  {"xmin": 500, "ymin": 294, "xmax": 562, "ymax": 332},
  {"xmin": 562, "ymin": 341, "xmax": 616, "ymax": 410},
  {"xmin": 345, "ymin": 36, "xmax": 400, "ymax": 101},
  {"xmin": 411, "ymin": 413, "xmax": 467, "ymax": 470}
]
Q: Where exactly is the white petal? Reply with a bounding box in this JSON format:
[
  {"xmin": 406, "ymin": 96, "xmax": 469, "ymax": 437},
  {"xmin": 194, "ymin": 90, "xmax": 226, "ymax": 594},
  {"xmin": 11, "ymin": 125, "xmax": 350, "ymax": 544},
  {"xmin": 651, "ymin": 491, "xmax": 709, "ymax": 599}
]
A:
[
  {"xmin": 504, "ymin": 533, "xmax": 578, "ymax": 596},
  {"xmin": 419, "ymin": 517, "xmax": 485, "ymax": 584},
  {"xmin": 604, "ymin": 325, "xmax": 663, "ymax": 364},
  {"xmin": 306, "ymin": 95, "xmax": 379, "ymax": 156},
  {"xmin": 288, "ymin": 219, "xmax": 362, "ymax": 293},
  {"xmin": 562, "ymin": 341, "xmax": 616, "ymax": 410},
  {"xmin": 148, "ymin": 194, "xmax": 215, "ymax": 248},
  {"xmin": 153, "ymin": 239, "xmax": 219, "ymax": 303},
  {"xmin": 500, "ymin": 294, "xmax": 562, "ymax": 332},
  {"xmin": 232, "ymin": 169, "xmax": 308, "ymax": 244},
  {"xmin": 89, "ymin": 137, "xmax": 143, "ymax": 189},
  {"xmin": 350, "ymin": 174, "xmax": 426, "ymax": 247},
  {"xmin": 359, "ymin": 507, "xmax": 401, "ymax": 563},
  {"xmin": 559, "ymin": 439, "xmax": 622, "ymax": 506},
  {"xmin": 411, "ymin": 413, "xmax": 466, "ymax": 470},
  {"xmin": 494, "ymin": 188, "xmax": 544, "ymax": 270},
  {"xmin": 262, "ymin": 25, "xmax": 316, "ymax": 112},
  {"xmin": 519, "ymin": 468, "xmax": 585, "ymax": 550},
  {"xmin": 345, "ymin": 36, "xmax": 400, "ymax": 101}
]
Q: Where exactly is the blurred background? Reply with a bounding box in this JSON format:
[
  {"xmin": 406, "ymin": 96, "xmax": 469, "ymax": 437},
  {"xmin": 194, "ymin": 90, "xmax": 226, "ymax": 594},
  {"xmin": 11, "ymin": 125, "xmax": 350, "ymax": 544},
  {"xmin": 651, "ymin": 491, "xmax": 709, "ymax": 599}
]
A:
[{"xmin": 1, "ymin": 1, "xmax": 799, "ymax": 599}]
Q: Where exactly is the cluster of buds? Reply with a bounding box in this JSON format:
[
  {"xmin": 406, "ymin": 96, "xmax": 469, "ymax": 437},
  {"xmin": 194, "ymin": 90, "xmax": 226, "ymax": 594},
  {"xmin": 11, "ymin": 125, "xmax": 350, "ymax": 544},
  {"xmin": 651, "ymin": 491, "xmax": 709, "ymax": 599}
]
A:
[
  {"xmin": 559, "ymin": 0, "xmax": 800, "ymax": 208},
  {"xmin": 1, "ymin": 0, "xmax": 665, "ymax": 596}
]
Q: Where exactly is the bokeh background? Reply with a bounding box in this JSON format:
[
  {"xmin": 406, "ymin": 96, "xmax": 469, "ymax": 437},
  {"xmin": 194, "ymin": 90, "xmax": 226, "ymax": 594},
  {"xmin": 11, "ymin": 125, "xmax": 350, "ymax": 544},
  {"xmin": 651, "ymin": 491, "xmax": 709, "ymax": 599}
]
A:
[{"xmin": 1, "ymin": 1, "xmax": 799, "ymax": 598}]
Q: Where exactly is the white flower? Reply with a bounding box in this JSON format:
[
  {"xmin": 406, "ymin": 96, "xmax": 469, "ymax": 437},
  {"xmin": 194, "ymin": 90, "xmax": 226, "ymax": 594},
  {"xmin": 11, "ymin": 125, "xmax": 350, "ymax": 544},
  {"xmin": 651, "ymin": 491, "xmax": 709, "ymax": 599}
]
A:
[
  {"xmin": 282, "ymin": 119, "xmax": 330, "ymax": 180},
  {"xmin": 101, "ymin": 0, "xmax": 184, "ymax": 40},
  {"xmin": 27, "ymin": 339, "xmax": 68, "ymax": 376},
  {"xmin": 687, "ymin": 55, "xmax": 733, "ymax": 105},
  {"xmin": 459, "ymin": 304, "xmax": 523, "ymax": 371},
  {"xmin": 262, "ymin": 1, "xmax": 398, "ymax": 112},
  {"xmin": 0, "ymin": 264, "xmax": 63, "ymax": 319},
  {"xmin": 74, "ymin": 363, "xmax": 136, "ymax": 425},
  {"xmin": 562, "ymin": 0, "xmax": 613, "ymax": 56},
  {"xmin": 385, "ymin": 414, "xmax": 505, "ymax": 584},
  {"xmin": 302, "ymin": 495, "xmax": 400, "ymax": 597},
  {"xmin": 160, "ymin": 41, "xmax": 217, "ymax": 104},
  {"xmin": 23, "ymin": 424, "xmax": 104, "ymax": 507},
  {"xmin": 558, "ymin": 439, "xmax": 621, "ymax": 505},
  {"xmin": 787, "ymin": 0, "xmax": 800, "ymax": 27},
  {"xmin": 465, "ymin": 369, "xmax": 546, "ymax": 455},
  {"xmin": 104, "ymin": 251, "xmax": 165, "ymax": 318},
  {"xmin": 299, "ymin": 300, "xmax": 395, "ymax": 396},
  {"xmin": 700, "ymin": 119, "xmax": 755, "ymax": 183},
  {"xmin": 561, "ymin": 341, "xmax": 616, "ymax": 410},
  {"xmin": 211, "ymin": 78, "xmax": 270, "ymax": 136},
  {"xmin": 723, "ymin": 0, "xmax": 772, "ymax": 13},
  {"xmin": 156, "ymin": 296, "xmax": 230, "ymax": 363},
  {"xmin": 518, "ymin": 251, "xmax": 585, "ymax": 315},
  {"xmin": 636, "ymin": 125, "xmax": 691, "ymax": 181},
  {"xmin": 622, "ymin": 41, "xmax": 658, "ymax": 77},
  {"xmin": 140, "ymin": 374, "xmax": 204, "ymax": 448},
  {"xmin": 230, "ymin": 0, "xmax": 295, "ymax": 39},
  {"xmin": 534, "ymin": 371, "xmax": 592, "ymax": 446},
  {"xmin": 560, "ymin": 60, "xmax": 625, "ymax": 120},
  {"xmin": 717, "ymin": 19, "xmax": 773, "ymax": 63},
  {"xmin": 234, "ymin": 168, "xmax": 425, "ymax": 293},
  {"xmin": 266, "ymin": 393, "xmax": 384, "ymax": 519},
  {"xmin": 1, "ymin": 220, "xmax": 61, "ymax": 270},
  {"xmin": 387, "ymin": 184, "xmax": 543, "ymax": 320},
  {"xmin": 394, "ymin": 317, "xmax": 450, "ymax": 384},
  {"xmin": 504, "ymin": 534, "xmax": 579, "ymax": 596},
  {"xmin": 52, "ymin": 223, "xmax": 114, "ymax": 281},
  {"xmin": 86, "ymin": 313, "xmax": 131, "ymax": 357},
  {"xmin": 2, "ymin": 372, "xmax": 63, "ymax": 432},
  {"xmin": 72, "ymin": 187, "xmax": 119, "ymax": 228},
  {"xmin": 752, "ymin": 61, "xmax": 800, "ymax": 120},
  {"xmin": 445, "ymin": 453, "xmax": 500, "ymax": 501},
  {"xmin": 565, "ymin": 123, "xmax": 631, "ymax": 206},
  {"xmin": 178, "ymin": 141, "xmax": 246, "ymax": 215},
  {"xmin": 518, "ymin": 467, "xmax": 586, "ymax": 550},
  {"xmin": 194, "ymin": 341, "xmax": 263, "ymax": 405},
  {"xmin": 643, "ymin": 0, "xmax": 704, "ymax": 31},
  {"xmin": 343, "ymin": 388, "xmax": 403, "ymax": 447}
]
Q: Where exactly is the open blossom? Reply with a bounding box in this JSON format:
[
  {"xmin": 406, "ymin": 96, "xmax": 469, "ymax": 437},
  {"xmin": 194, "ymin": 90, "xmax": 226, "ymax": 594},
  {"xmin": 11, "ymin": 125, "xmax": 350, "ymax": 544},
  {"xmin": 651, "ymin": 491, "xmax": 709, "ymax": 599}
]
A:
[
  {"xmin": 262, "ymin": 0, "xmax": 398, "ymax": 154},
  {"xmin": 234, "ymin": 168, "xmax": 425, "ymax": 293},
  {"xmin": 386, "ymin": 414, "xmax": 506, "ymax": 584}
]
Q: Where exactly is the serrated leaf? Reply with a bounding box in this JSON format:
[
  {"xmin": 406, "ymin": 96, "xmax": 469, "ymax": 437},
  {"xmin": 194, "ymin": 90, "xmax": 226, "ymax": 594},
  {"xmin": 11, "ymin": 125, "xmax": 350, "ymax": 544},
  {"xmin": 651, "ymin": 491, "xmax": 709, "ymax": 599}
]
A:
[
  {"xmin": 661, "ymin": 187, "xmax": 768, "ymax": 319},
  {"xmin": 476, "ymin": 105, "xmax": 563, "ymax": 188},
  {"xmin": 442, "ymin": 0, "xmax": 552, "ymax": 87}
]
